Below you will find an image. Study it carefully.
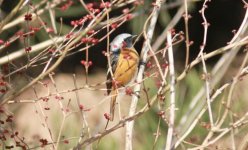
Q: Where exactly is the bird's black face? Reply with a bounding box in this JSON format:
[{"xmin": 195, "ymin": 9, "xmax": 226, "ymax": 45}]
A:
[
  {"xmin": 123, "ymin": 36, "xmax": 134, "ymax": 48},
  {"xmin": 110, "ymin": 33, "xmax": 136, "ymax": 53}
]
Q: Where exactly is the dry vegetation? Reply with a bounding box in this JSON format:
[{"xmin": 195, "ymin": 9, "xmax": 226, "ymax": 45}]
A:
[{"xmin": 1, "ymin": 0, "xmax": 248, "ymax": 150}]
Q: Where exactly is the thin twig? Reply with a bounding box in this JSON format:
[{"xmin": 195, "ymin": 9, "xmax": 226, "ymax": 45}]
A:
[
  {"xmin": 183, "ymin": 0, "xmax": 190, "ymax": 67},
  {"xmin": 199, "ymin": 2, "xmax": 248, "ymax": 148},
  {"xmin": 198, "ymin": 0, "xmax": 214, "ymax": 128},
  {"xmin": 188, "ymin": 111, "xmax": 248, "ymax": 150},
  {"xmin": 152, "ymin": 5, "xmax": 184, "ymax": 51},
  {"xmin": 0, "ymin": 36, "xmax": 65, "ymax": 65},
  {"xmin": 73, "ymin": 74, "xmax": 91, "ymax": 150},
  {"xmin": 175, "ymin": 2, "xmax": 248, "ymax": 148},
  {"xmin": 0, "ymin": 8, "xmax": 108, "ymax": 106},
  {"xmin": 1, "ymin": 0, "xmax": 63, "ymax": 31}
]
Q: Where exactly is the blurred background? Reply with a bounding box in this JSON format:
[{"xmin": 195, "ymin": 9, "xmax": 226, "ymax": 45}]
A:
[{"xmin": 1, "ymin": 0, "xmax": 248, "ymax": 149}]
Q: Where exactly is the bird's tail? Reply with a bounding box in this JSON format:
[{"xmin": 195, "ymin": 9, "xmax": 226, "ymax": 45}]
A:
[{"xmin": 109, "ymin": 88, "xmax": 118, "ymax": 121}]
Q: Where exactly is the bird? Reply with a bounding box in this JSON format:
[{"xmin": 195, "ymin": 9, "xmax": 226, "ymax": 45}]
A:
[{"xmin": 106, "ymin": 33, "xmax": 139, "ymax": 121}]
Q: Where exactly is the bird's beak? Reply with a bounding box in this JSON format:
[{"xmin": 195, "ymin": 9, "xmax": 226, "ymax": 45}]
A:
[
  {"xmin": 132, "ymin": 35, "xmax": 137, "ymax": 39},
  {"xmin": 131, "ymin": 35, "xmax": 137, "ymax": 42}
]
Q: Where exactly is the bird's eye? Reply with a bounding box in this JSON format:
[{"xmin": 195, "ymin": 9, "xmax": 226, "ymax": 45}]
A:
[{"xmin": 124, "ymin": 37, "xmax": 132, "ymax": 43}]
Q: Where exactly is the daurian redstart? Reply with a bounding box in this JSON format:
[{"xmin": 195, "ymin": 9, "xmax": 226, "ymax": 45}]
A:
[{"xmin": 106, "ymin": 33, "xmax": 139, "ymax": 121}]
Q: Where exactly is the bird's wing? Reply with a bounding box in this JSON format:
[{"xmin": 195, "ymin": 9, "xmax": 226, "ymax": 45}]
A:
[{"xmin": 106, "ymin": 54, "xmax": 119, "ymax": 95}]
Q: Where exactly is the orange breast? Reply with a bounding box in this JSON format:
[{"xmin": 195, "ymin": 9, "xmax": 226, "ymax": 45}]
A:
[{"xmin": 114, "ymin": 48, "xmax": 139, "ymax": 87}]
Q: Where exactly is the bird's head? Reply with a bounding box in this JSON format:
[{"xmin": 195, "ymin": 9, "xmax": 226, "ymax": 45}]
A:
[{"xmin": 110, "ymin": 33, "xmax": 136, "ymax": 53}]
